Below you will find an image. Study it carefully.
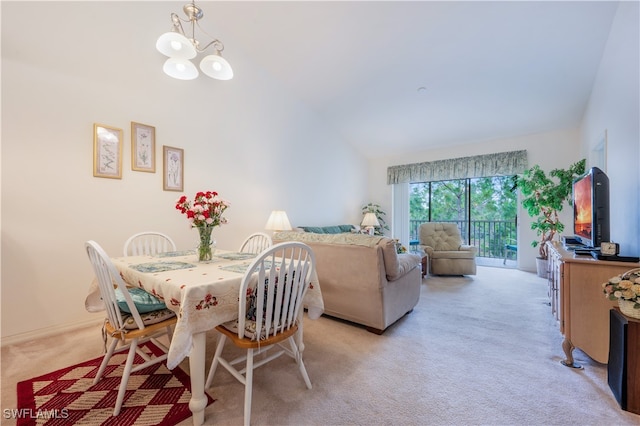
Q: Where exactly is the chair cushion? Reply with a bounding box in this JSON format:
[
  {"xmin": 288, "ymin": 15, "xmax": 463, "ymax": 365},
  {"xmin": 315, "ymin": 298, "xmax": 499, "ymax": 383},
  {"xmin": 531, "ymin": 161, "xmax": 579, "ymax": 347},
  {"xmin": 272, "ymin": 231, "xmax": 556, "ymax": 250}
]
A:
[
  {"xmin": 225, "ymin": 281, "xmax": 273, "ymax": 340},
  {"xmin": 115, "ymin": 287, "xmax": 167, "ymax": 313},
  {"xmin": 220, "ymin": 318, "xmax": 275, "ymax": 340},
  {"xmin": 246, "ymin": 272, "xmax": 287, "ymax": 322},
  {"xmin": 230, "ymin": 271, "xmax": 294, "ymax": 340},
  {"xmin": 121, "ymin": 308, "xmax": 176, "ymax": 330},
  {"xmin": 431, "ymin": 250, "xmax": 476, "ymax": 259}
]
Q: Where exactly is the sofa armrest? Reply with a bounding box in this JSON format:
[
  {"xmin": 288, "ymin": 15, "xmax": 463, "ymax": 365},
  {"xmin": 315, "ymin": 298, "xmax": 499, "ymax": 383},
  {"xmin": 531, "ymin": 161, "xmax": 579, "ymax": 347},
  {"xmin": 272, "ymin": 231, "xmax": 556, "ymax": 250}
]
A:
[
  {"xmin": 386, "ymin": 253, "xmax": 422, "ymax": 281},
  {"xmin": 381, "ymin": 239, "xmax": 421, "ymax": 281}
]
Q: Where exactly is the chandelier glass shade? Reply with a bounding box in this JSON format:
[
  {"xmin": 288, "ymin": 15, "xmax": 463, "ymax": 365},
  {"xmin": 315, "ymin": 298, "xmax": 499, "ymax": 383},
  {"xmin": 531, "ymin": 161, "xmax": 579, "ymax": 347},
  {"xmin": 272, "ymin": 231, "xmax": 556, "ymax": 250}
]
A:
[
  {"xmin": 200, "ymin": 54, "xmax": 233, "ymax": 80},
  {"xmin": 156, "ymin": 2, "xmax": 233, "ymax": 81},
  {"xmin": 162, "ymin": 58, "xmax": 199, "ymax": 80},
  {"xmin": 156, "ymin": 32, "xmax": 197, "ymax": 59}
]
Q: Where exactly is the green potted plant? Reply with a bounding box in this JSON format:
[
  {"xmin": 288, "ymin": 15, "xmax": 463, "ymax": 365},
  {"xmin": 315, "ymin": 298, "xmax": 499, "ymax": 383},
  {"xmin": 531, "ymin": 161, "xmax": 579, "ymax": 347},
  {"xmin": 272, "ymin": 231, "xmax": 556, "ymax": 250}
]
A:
[
  {"xmin": 516, "ymin": 159, "xmax": 586, "ymax": 276},
  {"xmin": 361, "ymin": 203, "xmax": 390, "ymax": 236}
]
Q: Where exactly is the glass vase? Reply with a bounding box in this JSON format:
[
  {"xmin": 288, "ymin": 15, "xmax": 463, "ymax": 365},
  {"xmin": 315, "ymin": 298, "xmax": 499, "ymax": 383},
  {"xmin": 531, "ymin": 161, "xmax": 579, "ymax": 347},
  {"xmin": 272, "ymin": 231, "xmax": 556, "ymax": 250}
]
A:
[{"xmin": 196, "ymin": 226, "xmax": 216, "ymax": 262}]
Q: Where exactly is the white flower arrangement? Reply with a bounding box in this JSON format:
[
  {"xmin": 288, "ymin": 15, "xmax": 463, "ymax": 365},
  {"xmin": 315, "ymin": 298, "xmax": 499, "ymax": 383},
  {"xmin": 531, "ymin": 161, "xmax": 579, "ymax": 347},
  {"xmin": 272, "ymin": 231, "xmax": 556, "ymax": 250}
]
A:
[{"xmin": 602, "ymin": 269, "xmax": 640, "ymax": 310}]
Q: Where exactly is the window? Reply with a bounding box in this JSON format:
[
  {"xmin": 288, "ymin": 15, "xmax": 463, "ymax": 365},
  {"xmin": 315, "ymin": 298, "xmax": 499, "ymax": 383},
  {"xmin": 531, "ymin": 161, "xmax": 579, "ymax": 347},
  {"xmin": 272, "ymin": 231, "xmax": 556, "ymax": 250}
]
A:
[{"xmin": 410, "ymin": 176, "xmax": 517, "ymax": 260}]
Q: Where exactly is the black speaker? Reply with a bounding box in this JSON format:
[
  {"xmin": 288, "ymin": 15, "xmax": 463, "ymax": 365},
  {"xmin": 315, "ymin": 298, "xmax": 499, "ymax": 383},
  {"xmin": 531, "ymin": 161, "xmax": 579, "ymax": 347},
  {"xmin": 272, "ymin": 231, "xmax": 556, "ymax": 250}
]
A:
[{"xmin": 608, "ymin": 309, "xmax": 628, "ymax": 409}]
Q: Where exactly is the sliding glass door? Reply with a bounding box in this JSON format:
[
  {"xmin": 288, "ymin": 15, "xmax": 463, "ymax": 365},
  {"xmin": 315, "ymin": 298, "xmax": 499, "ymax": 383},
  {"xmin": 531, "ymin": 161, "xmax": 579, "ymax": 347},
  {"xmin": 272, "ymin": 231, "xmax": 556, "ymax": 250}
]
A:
[{"xmin": 410, "ymin": 176, "xmax": 517, "ymax": 261}]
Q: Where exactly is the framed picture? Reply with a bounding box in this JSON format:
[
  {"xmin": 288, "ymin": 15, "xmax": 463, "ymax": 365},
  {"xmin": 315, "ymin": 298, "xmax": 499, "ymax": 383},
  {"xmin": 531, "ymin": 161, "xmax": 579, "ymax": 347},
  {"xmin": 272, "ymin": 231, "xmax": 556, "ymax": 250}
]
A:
[
  {"xmin": 163, "ymin": 145, "xmax": 184, "ymax": 191},
  {"xmin": 93, "ymin": 123, "xmax": 123, "ymax": 179},
  {"xmin": 131, "ymin": 122, "xmax": 155, "ymax": 172}
]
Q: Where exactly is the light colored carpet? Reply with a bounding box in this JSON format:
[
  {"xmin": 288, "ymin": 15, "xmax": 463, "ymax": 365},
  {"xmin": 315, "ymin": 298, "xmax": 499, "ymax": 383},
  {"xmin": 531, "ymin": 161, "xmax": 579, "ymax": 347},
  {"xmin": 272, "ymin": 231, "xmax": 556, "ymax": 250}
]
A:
[{"xmin": 3, "ymin": 266, "xmax": 639, "ymax": 425}]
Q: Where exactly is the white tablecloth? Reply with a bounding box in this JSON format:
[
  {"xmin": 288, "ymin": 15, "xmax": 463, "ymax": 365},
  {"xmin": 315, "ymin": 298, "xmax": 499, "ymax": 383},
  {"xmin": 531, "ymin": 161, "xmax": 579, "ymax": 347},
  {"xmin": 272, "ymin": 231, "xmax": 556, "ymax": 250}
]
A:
[{"xmin": 107, "ymin": 250, "xmax": 324, "ymax": 369}]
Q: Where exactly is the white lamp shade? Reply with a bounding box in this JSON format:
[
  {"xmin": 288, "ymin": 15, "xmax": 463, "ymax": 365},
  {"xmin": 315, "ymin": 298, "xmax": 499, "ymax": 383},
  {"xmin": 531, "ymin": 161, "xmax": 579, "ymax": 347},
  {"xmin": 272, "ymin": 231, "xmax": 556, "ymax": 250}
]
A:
[
  {"xmin": 265, "ymin": 210, "xmax": 292, "ymax": 231},
  {"xmin": 361, "ymin": 212, "xmax": 380, "ymax": 227},
  {"xmin": 156, "ymin": 32, "xmax": 197, "ymax": 59},
  {"xmin": 163, "ymin": 58, "xmax": 199, "ymax": 80},
  {"xmin": 200, "ymin": 53, "xmax": 234, "ymax": 80}
]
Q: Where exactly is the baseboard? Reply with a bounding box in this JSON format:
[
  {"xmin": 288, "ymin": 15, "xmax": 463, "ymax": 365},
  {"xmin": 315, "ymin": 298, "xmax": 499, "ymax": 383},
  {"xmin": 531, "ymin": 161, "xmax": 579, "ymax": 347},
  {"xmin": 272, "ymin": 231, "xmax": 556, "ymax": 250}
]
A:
[{"xmin": 0, "ymin": 317, "xmax": 103, "ymax": 347}]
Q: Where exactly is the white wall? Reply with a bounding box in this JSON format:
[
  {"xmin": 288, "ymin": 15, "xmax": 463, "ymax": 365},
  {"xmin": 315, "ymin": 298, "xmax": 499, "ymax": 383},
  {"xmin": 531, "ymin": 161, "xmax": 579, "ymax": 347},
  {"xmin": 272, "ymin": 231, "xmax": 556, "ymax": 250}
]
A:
[
  {"xmin": 367, "ymin": 129, "xmax": 581, "ymax": 273},
  {"xmin": 0, "ymin": 2, "xmax": 367, "ymax": 342},
  {"xmin": 580, "ymin": 1, "xmax": 640, "ymax": 257},
  {"xmin": 366, "ymin": 0, "xmax": 639, "ymax": 273}
]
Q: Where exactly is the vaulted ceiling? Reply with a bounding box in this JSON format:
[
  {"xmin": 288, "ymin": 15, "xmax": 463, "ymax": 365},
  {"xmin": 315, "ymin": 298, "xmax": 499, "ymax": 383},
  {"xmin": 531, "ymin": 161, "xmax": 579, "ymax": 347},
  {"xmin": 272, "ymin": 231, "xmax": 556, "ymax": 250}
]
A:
[
  {"xmin": 206, "ymin": 1, "xmax": 619, "ymax": 157},
  {"xmin": 4, "ymin": 1, "xmax": 620, "ymax": 158}
]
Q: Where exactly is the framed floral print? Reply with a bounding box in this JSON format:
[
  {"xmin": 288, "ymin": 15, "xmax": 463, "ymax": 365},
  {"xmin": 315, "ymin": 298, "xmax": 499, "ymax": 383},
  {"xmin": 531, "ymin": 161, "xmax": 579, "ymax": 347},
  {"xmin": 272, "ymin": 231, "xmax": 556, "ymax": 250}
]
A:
[
  {"xmin": 131, "ymin": 122, "xmax": 155, "ymax": 172},
  {"xmin": 93, "ymin": 123, "xmax": 123, "ymax": 179},
  {"xmin": 163, "ymin": 145, "xmax": 184, "ymax": 191}
]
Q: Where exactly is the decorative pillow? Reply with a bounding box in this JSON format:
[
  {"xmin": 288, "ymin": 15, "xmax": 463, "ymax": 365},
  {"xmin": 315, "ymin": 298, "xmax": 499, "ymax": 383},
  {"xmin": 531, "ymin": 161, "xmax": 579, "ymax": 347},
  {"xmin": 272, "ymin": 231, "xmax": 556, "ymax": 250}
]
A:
[
  {"xmin": 115, "ymin": 287, "xmax": 167, "ymax": 314},
  {"xmin": 338, "ymin": 224, "xmax": 355, "ymax": 233},
  {"xmin": 300, "ymin": 226, "xmax": 325, "ymax": 234},
  {"xmin": 321, "ymin": 226, "xmax": 343, "ymax": 234},
  {"xmin": 122, "ymin": 308, "xmax": 176, "ymax": 330}
]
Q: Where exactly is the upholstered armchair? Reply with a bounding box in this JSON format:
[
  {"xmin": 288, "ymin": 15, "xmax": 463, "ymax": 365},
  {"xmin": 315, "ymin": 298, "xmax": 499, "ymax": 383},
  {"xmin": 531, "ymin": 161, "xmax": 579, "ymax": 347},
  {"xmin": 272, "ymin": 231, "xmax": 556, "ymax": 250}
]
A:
[{"xmin": 418, "ymin": 222, "xmax": 477, "ymax": 276}]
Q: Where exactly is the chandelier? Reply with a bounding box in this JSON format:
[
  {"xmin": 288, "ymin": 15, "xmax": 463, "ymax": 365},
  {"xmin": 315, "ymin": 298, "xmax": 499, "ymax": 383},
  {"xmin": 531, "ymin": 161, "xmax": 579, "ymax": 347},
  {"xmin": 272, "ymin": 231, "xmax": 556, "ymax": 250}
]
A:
[{"xmin": 156, "ymin": 2, "xmax": 233, "ymax": 81}]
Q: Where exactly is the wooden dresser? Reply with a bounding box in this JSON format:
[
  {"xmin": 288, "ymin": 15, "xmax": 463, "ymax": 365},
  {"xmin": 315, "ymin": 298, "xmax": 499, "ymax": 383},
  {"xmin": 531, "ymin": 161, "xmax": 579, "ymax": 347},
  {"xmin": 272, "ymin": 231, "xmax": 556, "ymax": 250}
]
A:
[{"xmin": 546, "ymin": 241, "xmax": 640, "ymax": 366}]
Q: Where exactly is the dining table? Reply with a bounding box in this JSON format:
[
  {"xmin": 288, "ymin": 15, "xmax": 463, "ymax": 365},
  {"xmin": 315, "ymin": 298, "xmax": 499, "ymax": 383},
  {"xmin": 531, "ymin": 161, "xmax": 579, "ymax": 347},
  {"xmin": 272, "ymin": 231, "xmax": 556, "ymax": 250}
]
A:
[{"xmin": 109, "ymin": 248, "xmax": 324, "ymax": 426}]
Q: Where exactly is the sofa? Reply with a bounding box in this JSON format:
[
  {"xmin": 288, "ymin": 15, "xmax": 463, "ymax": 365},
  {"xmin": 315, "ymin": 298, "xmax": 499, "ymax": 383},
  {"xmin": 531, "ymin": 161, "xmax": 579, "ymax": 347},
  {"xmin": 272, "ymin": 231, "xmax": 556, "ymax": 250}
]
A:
[{"xmin": 273, "ymin": 231, "xmax": 422, "ymax": 334}]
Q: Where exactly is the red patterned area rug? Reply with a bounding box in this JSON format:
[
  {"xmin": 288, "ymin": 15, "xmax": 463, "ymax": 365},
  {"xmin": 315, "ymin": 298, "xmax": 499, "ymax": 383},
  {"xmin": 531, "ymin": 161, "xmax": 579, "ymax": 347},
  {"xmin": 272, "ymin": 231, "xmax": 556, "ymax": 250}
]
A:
[{"xmin": 16, "ymin": 341, "xmax": 214, "ymax": 426}]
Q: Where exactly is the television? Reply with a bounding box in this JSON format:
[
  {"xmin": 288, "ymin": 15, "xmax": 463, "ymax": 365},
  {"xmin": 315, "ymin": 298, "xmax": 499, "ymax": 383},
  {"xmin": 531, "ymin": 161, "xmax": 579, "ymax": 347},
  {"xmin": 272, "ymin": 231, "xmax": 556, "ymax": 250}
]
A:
[{"xmin": 572, "ymin": 166, "xmax": 610, "ymax": 249}]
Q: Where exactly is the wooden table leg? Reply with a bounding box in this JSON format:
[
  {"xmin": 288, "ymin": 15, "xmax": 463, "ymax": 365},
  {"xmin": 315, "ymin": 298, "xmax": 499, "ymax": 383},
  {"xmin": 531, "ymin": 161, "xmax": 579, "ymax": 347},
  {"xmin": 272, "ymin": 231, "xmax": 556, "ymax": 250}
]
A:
[
  {"xmin": 189, "ymin": 331, "xmax": 209, "ymax": 426},
  {"xmin": 561, "ymin": 337, "xmax": 582, "ymax": 369}
]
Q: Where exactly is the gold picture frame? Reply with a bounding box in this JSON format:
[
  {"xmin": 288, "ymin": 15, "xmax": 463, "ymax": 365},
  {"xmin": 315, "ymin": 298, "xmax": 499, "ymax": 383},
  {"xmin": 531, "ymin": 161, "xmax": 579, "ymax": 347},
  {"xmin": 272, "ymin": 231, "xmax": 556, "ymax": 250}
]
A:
[
  {"xmin": 93, "ymin": 123, "xmax": 123, "ymax": 179},
  {"xmin": 131, "ymin": 122, "xmax": 156, "ymax": 172},
  {"xmin": 163, "ymin": 145, "xmax": 184, "ymax": 191}
]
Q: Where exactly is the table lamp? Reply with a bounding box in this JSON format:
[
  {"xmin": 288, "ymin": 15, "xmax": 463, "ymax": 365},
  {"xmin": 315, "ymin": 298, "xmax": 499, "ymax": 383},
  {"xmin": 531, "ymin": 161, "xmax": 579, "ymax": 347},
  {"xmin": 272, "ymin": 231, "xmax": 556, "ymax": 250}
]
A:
[
  {"xmin": 265, "ymin": 210, "xmax": 292, "ymax": 233},
  {"xmin": 361, "ymin": 212, "xmax": 380, "ymax": 235}
]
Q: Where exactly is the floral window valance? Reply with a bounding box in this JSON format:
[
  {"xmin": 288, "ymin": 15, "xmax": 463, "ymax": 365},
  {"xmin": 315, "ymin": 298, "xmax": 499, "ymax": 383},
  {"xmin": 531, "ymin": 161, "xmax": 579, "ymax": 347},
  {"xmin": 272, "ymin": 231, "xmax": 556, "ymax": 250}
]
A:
[{"xmin": 387, "ymin": 150, "xmax": 528, "ymax": 184}]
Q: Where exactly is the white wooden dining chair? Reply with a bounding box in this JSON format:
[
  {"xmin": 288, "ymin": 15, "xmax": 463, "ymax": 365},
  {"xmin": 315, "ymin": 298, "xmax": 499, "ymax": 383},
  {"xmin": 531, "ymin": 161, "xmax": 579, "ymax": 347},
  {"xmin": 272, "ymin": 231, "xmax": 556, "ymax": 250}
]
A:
[
  {"xmin": 238, "ymin": 232, "xmax": 273, "ymax": 254},
  {"xmin": 85, "ymin": 240, "xmax": 177, "ymax": 416},
  {"xmin": 205, "ymin": 242, "xmax": 315, "ymax": 426},
  {"xmin": 123, "ymin": 231, "xmax": 176, "ymax": 256}
]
